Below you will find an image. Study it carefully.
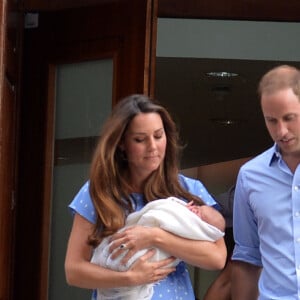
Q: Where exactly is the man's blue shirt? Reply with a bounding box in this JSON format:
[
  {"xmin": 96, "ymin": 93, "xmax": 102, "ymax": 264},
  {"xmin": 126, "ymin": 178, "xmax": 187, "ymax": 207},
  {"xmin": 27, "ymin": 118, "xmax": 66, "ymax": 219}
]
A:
[{"xmin": 232, "ymin": 143, "xmax": 300, "ymax": 299}]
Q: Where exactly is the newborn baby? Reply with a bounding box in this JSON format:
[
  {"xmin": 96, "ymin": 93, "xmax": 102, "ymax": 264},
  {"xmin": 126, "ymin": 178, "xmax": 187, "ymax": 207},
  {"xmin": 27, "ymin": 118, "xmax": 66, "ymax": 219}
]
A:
[{"xmin": 91, "ymin": 197, "xmax": 225, "ymax": 300}]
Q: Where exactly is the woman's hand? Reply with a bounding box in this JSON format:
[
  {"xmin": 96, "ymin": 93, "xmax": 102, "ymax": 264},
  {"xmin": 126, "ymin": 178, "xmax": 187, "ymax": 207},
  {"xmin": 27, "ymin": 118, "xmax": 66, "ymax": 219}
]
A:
[
  {"xmin": 126, "ymin": 249, "xmax": 176, "ymax": 286},
  {"xmin": 109, "ymin": 225, "xmax": 156, "ymax": 264},
  {"xmin": 108, "ymin": 226, "xmax": 176, "ymax": 286}
]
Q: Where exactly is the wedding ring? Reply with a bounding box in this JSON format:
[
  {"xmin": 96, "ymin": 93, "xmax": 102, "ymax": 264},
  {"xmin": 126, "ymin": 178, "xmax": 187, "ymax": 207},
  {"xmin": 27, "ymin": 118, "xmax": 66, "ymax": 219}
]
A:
[{"xmin": 119, "ymin": 243, "xmax": 126, "ymax": 249}]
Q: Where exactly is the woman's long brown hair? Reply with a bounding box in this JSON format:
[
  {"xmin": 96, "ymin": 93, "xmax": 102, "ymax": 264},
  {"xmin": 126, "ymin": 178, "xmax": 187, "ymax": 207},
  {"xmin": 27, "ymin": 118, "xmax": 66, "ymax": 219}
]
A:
[{"xmin": 88, "ymin": 94, "xmax": 204, "ymax": 246}]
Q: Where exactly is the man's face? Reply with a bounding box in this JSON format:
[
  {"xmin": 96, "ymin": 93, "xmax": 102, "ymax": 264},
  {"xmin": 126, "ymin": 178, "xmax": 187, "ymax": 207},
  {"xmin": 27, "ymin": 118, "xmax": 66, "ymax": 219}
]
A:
[{"xmin": 261, "ymin": 87, "xmax": 300, "ymax": 159}]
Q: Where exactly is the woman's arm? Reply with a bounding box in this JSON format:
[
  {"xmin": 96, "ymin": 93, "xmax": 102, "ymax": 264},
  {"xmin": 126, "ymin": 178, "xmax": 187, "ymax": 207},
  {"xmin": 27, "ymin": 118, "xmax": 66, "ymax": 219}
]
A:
[
  {"xmin": 110, "ymin": 225, "xmax": 227, "ymax": 271},
  {"xmin": 65, "ymin": 214, "xmax": 175, "ymax": 289},
  {"xmin": 153, "ymin": 228, "xmax": 226, "ymax": 270}
]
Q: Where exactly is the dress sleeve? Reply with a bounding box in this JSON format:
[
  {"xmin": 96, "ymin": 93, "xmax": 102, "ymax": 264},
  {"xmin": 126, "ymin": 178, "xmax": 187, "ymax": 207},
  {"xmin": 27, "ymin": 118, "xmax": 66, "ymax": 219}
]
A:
[
  {"xmin": 178, "ymin": 174, "xmax": 217, "ymax": 206},
  {"xmin": 68, "ymin": 181, "xmax": 97, "ymax": 224}
]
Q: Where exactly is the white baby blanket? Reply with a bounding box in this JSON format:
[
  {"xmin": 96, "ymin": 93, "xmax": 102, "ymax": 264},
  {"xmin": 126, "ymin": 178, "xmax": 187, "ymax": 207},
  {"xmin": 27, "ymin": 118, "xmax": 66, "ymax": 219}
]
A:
[{"xmin": 91, "ymin": 197, "xmax": 224, "ymax": 300}]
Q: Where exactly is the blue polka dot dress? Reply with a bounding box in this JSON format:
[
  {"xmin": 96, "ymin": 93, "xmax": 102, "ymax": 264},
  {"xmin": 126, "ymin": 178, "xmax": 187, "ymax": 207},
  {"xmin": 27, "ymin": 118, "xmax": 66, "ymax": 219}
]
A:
[{"xmin": 69, "ymin": 174, "xmax": 217, "ymax": 300}]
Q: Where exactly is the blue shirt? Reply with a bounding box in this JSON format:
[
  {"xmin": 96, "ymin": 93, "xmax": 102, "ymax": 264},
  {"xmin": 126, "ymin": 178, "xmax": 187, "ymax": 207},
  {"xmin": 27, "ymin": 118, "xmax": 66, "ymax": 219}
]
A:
[
  {"xmin": 232, "ymin": 144, "xmax": 300, "ymax": 300},
  {"xmin": 69, "ymin": 174, "xmax": 217, "ymax": 300}
]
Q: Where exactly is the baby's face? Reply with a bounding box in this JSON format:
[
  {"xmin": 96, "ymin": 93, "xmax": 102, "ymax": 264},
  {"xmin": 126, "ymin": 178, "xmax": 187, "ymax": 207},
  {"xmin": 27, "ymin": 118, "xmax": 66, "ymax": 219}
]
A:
[{"xmin": 187, "ymin": 204, "xmax": 204, "ymax": 218}]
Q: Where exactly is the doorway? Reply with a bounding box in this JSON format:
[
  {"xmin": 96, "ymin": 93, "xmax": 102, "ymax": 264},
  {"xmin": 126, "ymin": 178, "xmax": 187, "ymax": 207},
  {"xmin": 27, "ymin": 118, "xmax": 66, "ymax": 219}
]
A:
[{"xmin": 14, "ymin": 1, "xmax": 157, "ymax": 299}]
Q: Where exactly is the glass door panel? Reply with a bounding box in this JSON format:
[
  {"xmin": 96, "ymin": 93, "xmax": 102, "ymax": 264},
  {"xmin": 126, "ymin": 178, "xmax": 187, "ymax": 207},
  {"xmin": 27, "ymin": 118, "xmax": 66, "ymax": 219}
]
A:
[{"xmin": 48, "ymin": 59, "xmax": 113, "ymax": 300}]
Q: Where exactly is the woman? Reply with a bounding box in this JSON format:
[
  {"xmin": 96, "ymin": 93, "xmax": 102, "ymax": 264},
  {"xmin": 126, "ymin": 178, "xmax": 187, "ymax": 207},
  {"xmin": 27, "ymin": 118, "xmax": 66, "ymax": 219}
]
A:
[{"xmin": 65, "ymin": 94, "xmax": 226, "ymax": 299}]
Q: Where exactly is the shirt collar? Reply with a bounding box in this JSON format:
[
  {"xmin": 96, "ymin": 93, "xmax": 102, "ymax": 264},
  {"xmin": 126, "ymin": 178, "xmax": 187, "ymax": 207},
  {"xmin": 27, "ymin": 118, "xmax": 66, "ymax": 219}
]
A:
[{"xmin": 269, "ymin": 143, "xmax": 282, "ymax": 166}]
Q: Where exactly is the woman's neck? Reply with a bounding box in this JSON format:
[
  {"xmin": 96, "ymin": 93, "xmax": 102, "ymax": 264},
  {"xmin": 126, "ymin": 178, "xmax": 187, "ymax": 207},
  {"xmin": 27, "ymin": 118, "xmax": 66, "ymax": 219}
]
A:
[{"xmin": 127, "ymin": 174, "xmax": 146, "ymax": 193}]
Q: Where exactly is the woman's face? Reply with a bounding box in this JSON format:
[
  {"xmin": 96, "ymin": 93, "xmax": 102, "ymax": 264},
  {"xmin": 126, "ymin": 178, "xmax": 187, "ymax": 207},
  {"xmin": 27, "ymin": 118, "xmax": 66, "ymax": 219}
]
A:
[{"xmin": 120, "ymin": 112, "xmax": 167, "ymax": 180}]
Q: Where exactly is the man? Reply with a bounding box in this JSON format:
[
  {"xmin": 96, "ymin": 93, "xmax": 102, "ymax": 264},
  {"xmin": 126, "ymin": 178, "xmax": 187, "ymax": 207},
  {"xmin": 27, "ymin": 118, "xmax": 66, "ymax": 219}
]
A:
[{"xmin": 232, "ymin": 65, "xmax": 300, "ymax": 300}]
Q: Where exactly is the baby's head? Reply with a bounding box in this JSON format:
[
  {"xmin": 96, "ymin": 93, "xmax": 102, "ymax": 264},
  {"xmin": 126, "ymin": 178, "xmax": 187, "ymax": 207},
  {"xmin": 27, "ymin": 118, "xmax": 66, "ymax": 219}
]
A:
[{"xmin": 187, "ymin": 202, "xmax": 225, "ymax": 231}]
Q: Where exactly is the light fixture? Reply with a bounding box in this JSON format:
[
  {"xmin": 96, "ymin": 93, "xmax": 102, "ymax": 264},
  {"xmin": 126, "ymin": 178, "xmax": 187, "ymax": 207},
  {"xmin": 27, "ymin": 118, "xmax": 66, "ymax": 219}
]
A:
[
  {"xmin": 210, "ymin": 118, "xmax": 243, "ymax": 126},
  {"xmin": 206, "ymin": 71, "xmax": 239, "ymax": 78}
]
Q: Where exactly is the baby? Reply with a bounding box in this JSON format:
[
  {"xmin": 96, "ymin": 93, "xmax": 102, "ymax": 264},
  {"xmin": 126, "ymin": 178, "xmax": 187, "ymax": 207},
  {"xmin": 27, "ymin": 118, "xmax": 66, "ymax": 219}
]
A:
[{"xmin": 91, "ymin": 197, "xmax": 225, "ymax": 300}]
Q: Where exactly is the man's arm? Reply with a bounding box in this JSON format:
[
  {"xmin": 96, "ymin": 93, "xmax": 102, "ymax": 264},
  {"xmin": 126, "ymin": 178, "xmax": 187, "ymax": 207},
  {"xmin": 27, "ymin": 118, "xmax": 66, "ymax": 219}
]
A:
[{"xmin": 231, "ymin": 260, "xmax": 261, "ymax": 300}]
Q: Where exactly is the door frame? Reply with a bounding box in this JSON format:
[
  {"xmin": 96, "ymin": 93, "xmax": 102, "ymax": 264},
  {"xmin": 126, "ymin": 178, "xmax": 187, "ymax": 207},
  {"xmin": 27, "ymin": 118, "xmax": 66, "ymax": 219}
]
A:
[{"xmin": 15, "ymin": 1, "xmax": 158, "ymax": 299}]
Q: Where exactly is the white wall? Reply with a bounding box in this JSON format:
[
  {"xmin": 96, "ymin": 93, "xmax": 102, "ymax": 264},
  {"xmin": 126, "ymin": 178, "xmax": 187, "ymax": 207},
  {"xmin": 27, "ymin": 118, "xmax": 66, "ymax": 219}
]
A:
[{"xmin": 157, "ymin": 18, "xmax": 300, "ymax": 61}]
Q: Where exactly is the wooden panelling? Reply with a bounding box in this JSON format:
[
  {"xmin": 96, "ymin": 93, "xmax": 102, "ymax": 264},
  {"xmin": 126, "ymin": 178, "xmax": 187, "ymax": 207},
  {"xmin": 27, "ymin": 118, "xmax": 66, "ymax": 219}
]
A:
[
  {"xmin": 23, "ymin": 0, "xmax": 116, "ymax": 11},
  {"xmin": 158, "ymin": 0, "xmax": 300, "ymax": 21},
  {"xmin": 0, "ymin": 78, "xmax": 15, "ymax": 300},
  {"xmin": 0, "ymin": 1, "xmax": 22, "ymax": 299},
  {"xmin": 22, "ymin": 0, "xmax": 300, "ymax": 21}
]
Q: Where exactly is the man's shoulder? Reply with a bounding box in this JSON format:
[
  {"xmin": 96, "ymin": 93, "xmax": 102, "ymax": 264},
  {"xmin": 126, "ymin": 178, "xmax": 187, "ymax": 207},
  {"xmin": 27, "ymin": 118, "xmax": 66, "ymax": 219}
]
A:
[{"xmin": 241, "ymin": 146, "xmax": 274, "ymax": 171}]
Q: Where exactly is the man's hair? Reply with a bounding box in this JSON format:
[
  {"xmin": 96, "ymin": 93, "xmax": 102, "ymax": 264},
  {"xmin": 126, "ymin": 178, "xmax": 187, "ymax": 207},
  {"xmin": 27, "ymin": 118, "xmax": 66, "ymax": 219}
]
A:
[{"xmin": 258, "ymin": 65, "xmax": 300, "ymax": 100}]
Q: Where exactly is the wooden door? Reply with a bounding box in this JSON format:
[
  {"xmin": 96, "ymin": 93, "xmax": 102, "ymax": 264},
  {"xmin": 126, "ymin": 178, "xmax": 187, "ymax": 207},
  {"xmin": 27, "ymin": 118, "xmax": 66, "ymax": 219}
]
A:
[
  {"xmin": 14, "ymin": 1, "xmax": 157, "ymax": 299},
  {"xmin": 0, "ymin": 1, "xmax": 23, "ymax": 300}
]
